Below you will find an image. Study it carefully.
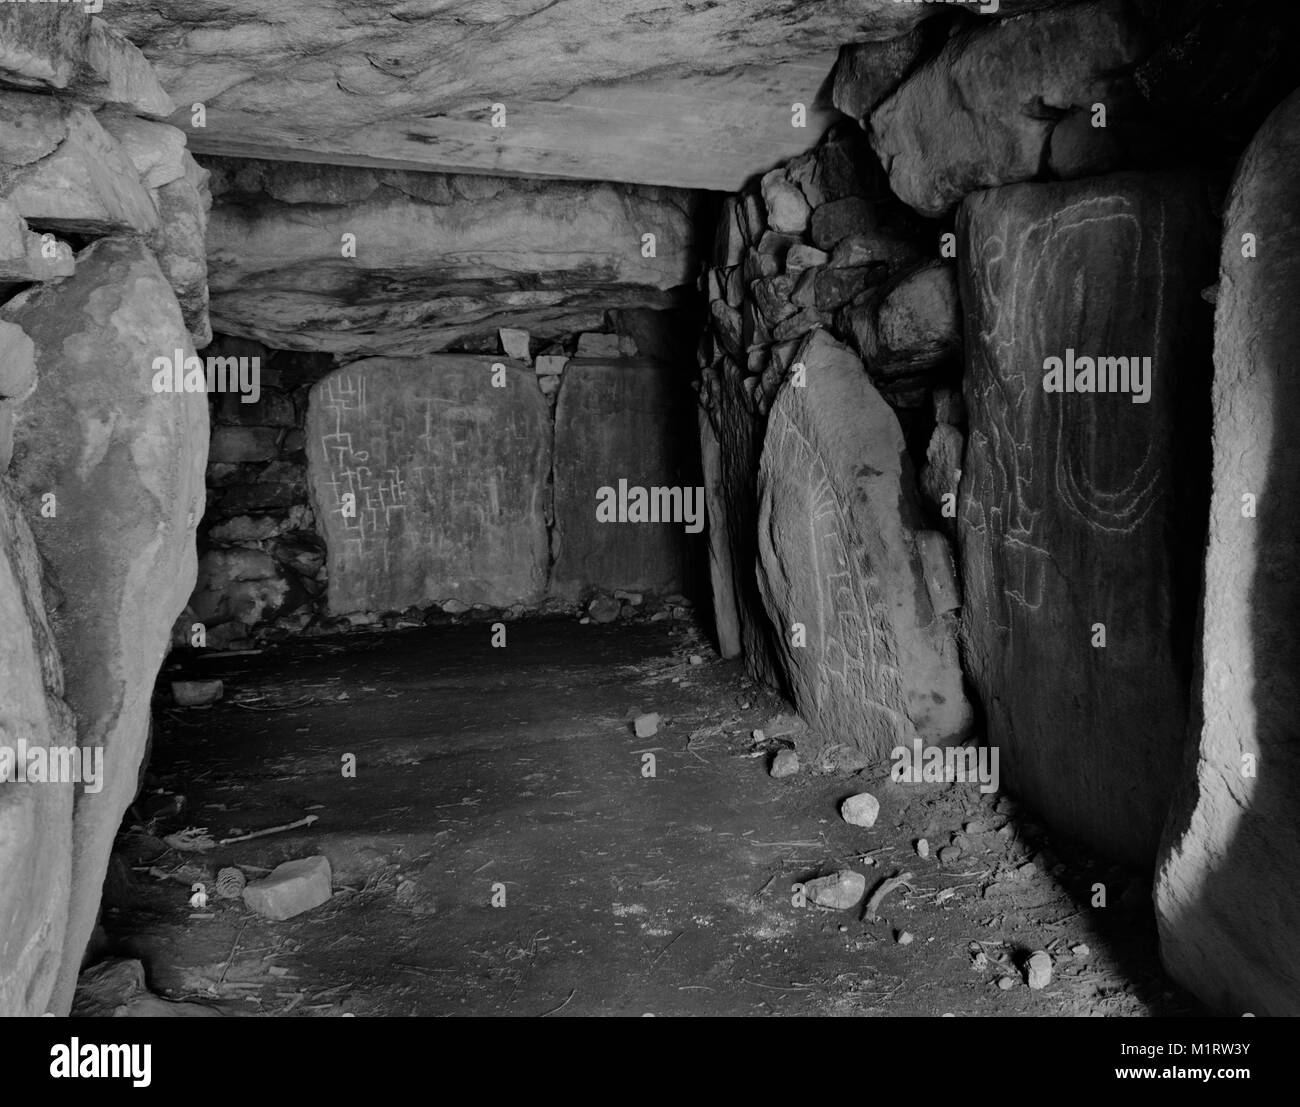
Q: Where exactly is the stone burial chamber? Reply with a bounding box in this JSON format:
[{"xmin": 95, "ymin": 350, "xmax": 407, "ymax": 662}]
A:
[{"xmin": 1, "ymin": 0, "xmax": 1299, "ymax": 1028}]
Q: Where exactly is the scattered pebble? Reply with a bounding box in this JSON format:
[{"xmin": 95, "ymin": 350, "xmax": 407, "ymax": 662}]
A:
[
  {"xmin": 587, "ymin": 594, "xmax": 621, "ymax": 623},
  {"xmin": 896, "ymin": 930, "xmax": 914, "ymax": 945},
  {"xmin": 242, "ymin": 856, "xmax": 332, "ymax": 921},
  {"xmin": 633, "ymin": 713, "xmax": 660, "ymax": 738},
  {"xmin": 840, "ymin": 792, "xmax": 880, "ymax": 828},
  {"xmin": 964, "ymin": 820, "xmax": 986, "ymax": 834},
  {"xmin": 171, "ymin": 679, "xmax": 222, "ymax": 707},
  {"xmin": 688, "ymin": 654, "xmax": 703, "ymax": 665},
  {"xmin": 938, "ymin": 845, "xmax": 962, "ymax": 864},
  {"xmin": 916, "ymin": 838, "xmax": 930, "ymax": 859},
  {"xmin": 751, "ymin": 728, "xmax": 766, "ymax": 743},
  {"xmin": 997, "ymin": 976, "xmax": 1015, "ymax": 991},
  {"xmin": 804, "ymin": 870, "xmax": 867, "ymax": 910},
  {"xmin": 769, "ymin": 749, "xmax": 800, "ymax": 778},
  {"xmin": 1016, "ymin": 862, "xmax": 1037, "ymax": 880},
  {"xmin": 1026, "ymin": 950, "xmax": 1053, "ymax": 990},
  {"xmin": 1071, "ymin": 943, "xmax": 1090, "ymax": 958}
]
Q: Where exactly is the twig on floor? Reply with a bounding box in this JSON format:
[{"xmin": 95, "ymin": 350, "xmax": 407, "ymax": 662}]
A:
[
  {"xmin": 650, "ymin": 931, "xmax": 683, "ymax": 968},
  {"xmin": 219, "ymin": 814, "xmax": 318, "ymax": 845},
  {"xmin": 539, "ymin": 989, "xmax": 575, "ymax": 1017},
  {"xmin": 218, "ymin": 921, "xmax": 246, "ymax": 990}
]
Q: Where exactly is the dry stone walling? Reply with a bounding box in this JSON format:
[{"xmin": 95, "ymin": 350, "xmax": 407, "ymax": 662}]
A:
[
  {"xmin": 695, "ymin": 0, "xmax": 1300, "ymax": 1016},
  {"xmin": 1155, "ymin": 88, "xmax": 1300, "ymax": 1018},
  {"xmin": 0, "ymin": 5, "xmax": 210, "ymax": 1015},
  {"xmin": 696, "ymin": 123, "xmax": 970, "ymax": 758}
]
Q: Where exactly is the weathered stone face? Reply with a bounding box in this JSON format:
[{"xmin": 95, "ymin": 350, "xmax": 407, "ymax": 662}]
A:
[
  {"xmin": 0, "ymin": 480, "xmax": 74, "ymax": 1018},
  {"xmin": 203, "ymin": 159, "xmax": 697, "ymax": 356},
  {"xmin": 755, "ymin": 330, "xmax": 971, "ymax": 754},
  {"xmin": 99, "ymin": 1, "xmax": 951, "ymax": 188},
  {"xmin": 870, "ymin": 0, "xmax": 1147, "ymax": 216},
  {"xmin": 958, "ymin": 172, "xmax": 1215, "ymax": 866},
  {"xmin": 1155, "ymin": 89, "xmax": 1300, "ymax": 1017},
  {"xmin": 550, "ymin": 359, "xmax": 690, "ymax": 600},
  {"xmin": 306, "ymin": 357, "xmax": 551, "ymax": 615},
  {"xmin": 699, "ymin": 357, "xmax": 784, "ymax": 686},
  {"xmin": 3, "ymin": 237, "xmax": 208, "ymax": 1012}
]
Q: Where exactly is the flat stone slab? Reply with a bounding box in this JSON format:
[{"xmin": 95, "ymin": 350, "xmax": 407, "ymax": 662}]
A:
[
  {"xmin": 242, "ymin": 856, "xmax": 332, "ymax": 921},
  {"xmin": 756, "ymin": 330, "xmax": 971, "ymax": 755},
  {"xmin": 957, "ymin": 171, "xmax": 1215, "ymax": 866},
  {"xmin": 550, "ymin": 358, "xmax": 690, "ymax": 599},
  {"xmin": 306, "ymin": 356, "xmax": 551, "ymax": 614}
]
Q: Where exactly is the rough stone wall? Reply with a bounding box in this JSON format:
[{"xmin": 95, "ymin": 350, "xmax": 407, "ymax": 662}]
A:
[
  {"xmin": 184, "ymin": 314, "xmax": 698, "ymax": 647},
  {"xmin": 695, "ymin": 122, "xmax": 970, "ymax": 748},
  {"xmin": 0, "ymin": 6, "xmax": 209, "ymax": 1015},
  {"xmin": 1155, "ymin": 88, "xmax": 1300, "ymax": 1017}
]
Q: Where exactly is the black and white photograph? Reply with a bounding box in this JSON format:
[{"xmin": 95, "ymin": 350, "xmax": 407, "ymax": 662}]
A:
[{"xmin": 0, "ymin": 0, "xmax": 1295, "ymax": 1075}]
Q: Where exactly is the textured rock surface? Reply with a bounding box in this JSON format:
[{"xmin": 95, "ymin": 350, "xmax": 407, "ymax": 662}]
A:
[
  {"xmin": 103, "ymin": 1, "xmax": 933, "ymax": 188},
  {"xmin": 551, "ymin": 359, "xmax": 690, "ymax": 599},
  {"xmin": 4, "ymin": 238, "xmax": 208, "ymax": 1011},
  {"xmin": 306, "ymin": 357, "xmax": 551, "ymax": 615},
  {"xmin": 0, "ymin": 480, "xmax": 74, "ymax": 1018},
  {"xmin": 831, "ymin": 29, "xmax": 926, "ymax": 122},
  {"xmin": 4, "ymin": 106, "xmax": 159, "ymax": 235},
  {"xmin": 699, "ymin": 358, "xmax": 783, "ymax": 686},
  {"xmin": 204, "ymin": 159, "xmax": 696, "ymax": 356},
  {"xmin": 870, "ymin": 0, "xmax": 1147, "ymax": 216},
  {"xmin": 243, "ymin": 856, "xmax": 332, "ymax": 921},
  {"xmin": 1155, "ymin": 89, "xmax": 1300, "ymax": 1017},
  {"xmin": 756, "ymin": 330, "xmax": 970, "ymax": 754},
  {"xmin": 99, "ymin": 1, "xmax": 1068, "ymax": 187},
  {"xmin": 958, "ymin": 172, "xmax": 1214, "ymax": 866},
  {"xmin": 0, "ymin": 6, "xmax": 172, "ymax": 117}
]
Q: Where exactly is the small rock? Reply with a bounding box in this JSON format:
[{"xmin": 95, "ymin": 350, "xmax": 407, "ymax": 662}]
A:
[
  {"xmin": 613, "ymin": 589, "xmax": 643, "ymax": 605},
  {"xmin": 1071, "ymin": 943, "xmax": 1091, "ymax": 958},
  {"xmin": 770, "ymin": 749, "xmax": 800, "ymax": 778},
  {"xmin": 804, "ymin": 869, "xmax": 867, "ymax": 910},
  {"xmin": 1016, "ymin": 862, "xmax": 1037, "ymax": 880},
  {"xmin": 814, "ymin": 742, "xmax": 871, "ymax": 775},
  {"xmin": 441, "ymin": 598, "xmax": 470, "ymax": 615},
  {"xmin": 964, "ymin": 820, "xmax": 987, "ymax": 834},
  {"xmin": 916, "ymin": 838, "xmax": 930, "ymax": 859},
  {"xmin": 751, "ymin": 728, "xmax": 766, "ymax": 743},
  {"xmin": 576, "ymin": 332, "xmax": 622, "ymax": 357},
  {"xmin": 997, "ymin": 976, "xmax": 1016, "ymax": 991},
  {"xmin": 498, "ymin": 327, "xmax": 531, "ymax": 363},
  {"xmin": 840, "ymin": 792, "xmax": 881, "ymax": 828},
  {"xmin": 1026, "ymin": 950, "xmax": 1053, "ymax": 990},
  {"xmin": 760, "ymin": 168, "xmax": 811, "ymax": 235},
  {"xmin": 897, "ymin": 930, "xmax": 914, "ymax": 945},
  {"xmin": 688, "ymin": 654, "xmax": 703, "ymax": 665},
  {"xmin": 785, "ymin": 244, "xmax": 829, "ymax": 274},
  {"xmin": 242, "ymin": 856, "xmax": 332, "ymax": 921},
  {"xmin": 938, "ymin": 845, "xmax": 962, "ymax": 864},
  {"xmin": 534, "ymin": 354, "xmax": 568, "ymax": 376},
  {"xmin": 634, "ymin": 713, "xmax": 660, "ymax": 738},
  {"xmin": 171, "ymin": 679, "xmax": 222, "ymax": 707},
  {"xmin": 587, "ymin": 594, "xmax": 620, "ymax": 623}
]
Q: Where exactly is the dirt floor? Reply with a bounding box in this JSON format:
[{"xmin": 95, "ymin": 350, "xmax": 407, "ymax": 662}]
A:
[{"xmin": 92, "ymin": 615, "xmax": 1204, "ymax": 1017}]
